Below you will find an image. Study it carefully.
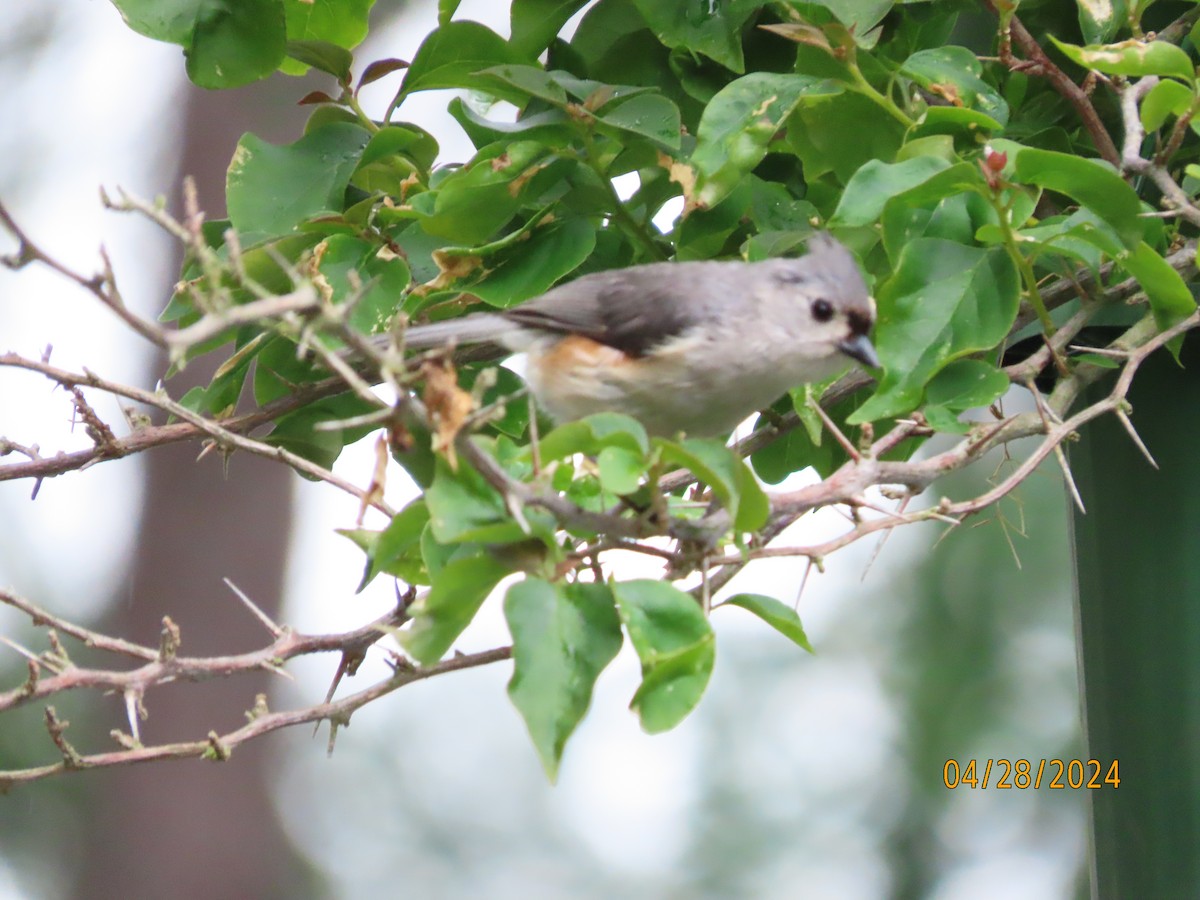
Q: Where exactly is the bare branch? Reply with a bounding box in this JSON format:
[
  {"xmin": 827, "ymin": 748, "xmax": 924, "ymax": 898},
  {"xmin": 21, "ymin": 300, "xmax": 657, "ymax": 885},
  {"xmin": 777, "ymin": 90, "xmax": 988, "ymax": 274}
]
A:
[
  {"xmin": 1117, "ymin": 75, "xmax": 1200, "ymax": 227},
  {"xmin": 0, "ymin": 200, "xmax": 169, "ymax": 348},
  {"xmin": 0, "ymin": 353, "xmax": 393, "ymax": 514},
  {"xmin": 0, "ymin": 604, "xmax": 510, "ymax": 789},
  {"xmin": 164, "ymin": 287, "xmax": 321, "ymax": 358}
]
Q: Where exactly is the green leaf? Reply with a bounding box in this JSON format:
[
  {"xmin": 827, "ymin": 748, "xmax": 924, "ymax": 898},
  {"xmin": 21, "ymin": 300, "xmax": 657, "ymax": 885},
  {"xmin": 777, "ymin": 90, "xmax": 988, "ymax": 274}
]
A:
[
  {"xmin": 1072, "ymin": 352, "xmax": 1121, "ymax": 369},
  {"xmin": 613, "ymin": 580, "xmax": 715, "ymax": 733},
  {"xmin": 338, "ymin": 526, "xmax": 380, "ymax": 583},
  {"xmin": 692, "ymin": 73, "xmax": 842, "ymax": 208},
  {"xmin": 786, "ymin": 90, "xmax": 903, "ymax": 184},
  {"xmin": 1140, "ymin": 79, "xmax": 1194, "ymax": 132},
  {"xmin": 191, "ymin": 0, "xmax": 286, "ymax": 88},
  {"xmin": 397, "ymin": 21, "xmax": 529, "ymax": 101},
  {"xmin": 925, "ymin": 359, "xmax": 1010, "ymax": 410},
  {"xmin": 595, "ymin": 93, "xmax": 682, "ymax": 150},
  {"xmin": 876, "ymin": 161, "xmax": 987, "ymax": 260},
  {"xmin": 902, "ymin": 47, "xmax": 1010, "ymax": 125},
  {"xmin": 631, "ymin": 0, "xmax": 769, "ymax": 72},
  {"xmin": 339, "ymin": 501, "xmax": 432, "ymax": 591},
  {"xmin": 832, "ymin": 157, "xmax": 950, "ymax": 227},
  {"xmin": 535, "ymin": 413, "xmax": 650, "ymax": 463},
  {"xmin": 184, "ymin": 333, "xmax": 259, "ymax": 414},
  {"xmin": 993, "ymin": 209, "xmax": 1120, "ymax": 271},
  {"xmin": 1012, "ymin": 147, "xmax": 1145, "ymax": 249},
  {"xmin": 285, "ymin": 39, "xmax": 353, "ymax": 81},
  {"xmin": 631, "ymin": 640, "xmax": 715, "ymax": 733},
  {"xmin": 252, "ymin": 330, "xmax": 327, "ymax": 406},
  {"xmin": 450, "ymin": 99, "xmax": 574, "ymax": 149},
  {"xmin": 226, "ymin": 123, "xmax": 370, "ymax": 242},
  {"xmin": 750, "ymin": 410, "xmax": 838, "ymax": 483},
  {"xmin": 1051, "ymin": 36, "xmax": 1195, "ymax": 82},
  {"xmin": 369, "ymin": 500, "xmax": 432, "ymax": 586},
  {"xmin": 1077, "ymin": 0, "xmax": 1126, "ymax": 44},
  {"xmin": 922, "ymin": 359, "xmax": 1010, "ymax": 432},
  {"xmin": 677, "ymin": 177, "xmax": 754, "ymax": 260},
  {"xmin": 1118, "ymin": 242, "xmax": 1198, "ymax": 337},
  {"xmin": 903, "ymin": 141, "xmax": 964, "ymax": 171},
  {"xmin": 438, "ymin": 0, "xmax": 462, "ymax": 27},
  {"xmin": 478, "ymin": 64, "xmax": 570, "ymax": 106},
  {"xmin": 850, "ymin": 239, "xmax": 1020, "ymax": 423},
  {"xmin": 468, "ymin": 219, "xmax": 597, "ymax": 308},
  {"xmin": 398, "ymin": 550, "xmax": 511, "ymax": 664},
  {"xmin": 748, "ymin": 178, "xmax": 819, "ymax": 233},
  {"xmin": 721, "ymin": 593, "xmax": 813, "ymax": 652},
  {"xmin": 111, "ymin": 0, "xmax": 213, "ymax": 44},
  {"xmin": 656, "ymin": 438, "xmax": 769, "ymax": 532},
  {"xmin": 411, "ymin": 141, "xmax": 549, "ymax": 243},
  {"xmin": 505, "ymin": 578, "xmax": 623, "ymax": 780},
  {"xmin": 511, "ymin": 0, "xmax": 590, "ymax": 57},
  {"xmin": 306, "ymin": 234, "xmax": 410, "ymax": 334},
  {"xmin": 284, "ymin": 0, "xmax": 373, "ymax": 50},
  {"xmin": 820, "ymin": 0, "xmax": 894, "ymax": 41},
  {"xmin": 265, "ymin": 395, "xmax": 377, "ymax": 469},
  {"xmin": 909, "ymin": 106, "xmax": 1004, "ymax": 140},
  {"xmin": 570, "ymin": 0, "xmax": 673, "ymax": 93},
  {"xmin": 750, "ymin": 385, "xmax": 874, "ymax": 482},
  {"xmin": 596, "ymin": 445, "xmax": 647, "ymax": 495},
  {"xmin": 112, "ymin": 0, "xmax": 287, "ymax": 88},
  {"xmin": 425, "ymin": 456, "xmax": 530, "ymax": 545},
  {"xmin": 549, "ymin": 71, "xmax": 656, "ymax": 104},
  {"xmin": 462, "ymin": 364, "xmax": 532, "ymax": 439},
  {"xmin": 889, "ymin": 1, "xmax": 958, "ymax": 56},
  {"xmin": 354, "ymin": 124, "xmax": 439, "ymax": 191}
]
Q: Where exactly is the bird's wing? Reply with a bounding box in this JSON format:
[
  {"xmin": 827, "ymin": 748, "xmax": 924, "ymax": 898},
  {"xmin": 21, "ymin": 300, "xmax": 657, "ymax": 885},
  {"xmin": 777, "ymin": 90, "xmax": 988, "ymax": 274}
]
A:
[{"xmin": 502, "ymin": 262, "xmax": 722, "ymax": 358}]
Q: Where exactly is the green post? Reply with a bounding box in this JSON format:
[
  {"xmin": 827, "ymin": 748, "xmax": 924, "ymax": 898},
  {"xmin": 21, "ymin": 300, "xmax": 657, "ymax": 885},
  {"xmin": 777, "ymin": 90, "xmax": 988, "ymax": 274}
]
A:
[{"xmin": 1071, "ymin": 340, "xmax": 1200, "ymax": 898}]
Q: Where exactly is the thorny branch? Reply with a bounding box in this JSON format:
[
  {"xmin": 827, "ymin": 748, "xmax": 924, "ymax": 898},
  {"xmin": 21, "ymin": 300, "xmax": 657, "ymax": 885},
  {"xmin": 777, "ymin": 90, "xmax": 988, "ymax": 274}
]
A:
[
  {"xmin": 0, "ymin": 584, "xmax": 509, "ymax": 790},
  {"xmin": 0, "ymin": 202, "xmax": 167, "ymax": 349},
  {"xmin": 0, "ymin": 351, "xmax": 394, "ymax": 515},
  {"xmin": 4, "ymin": 61, "xmax": 1200, "ymax": 784}
]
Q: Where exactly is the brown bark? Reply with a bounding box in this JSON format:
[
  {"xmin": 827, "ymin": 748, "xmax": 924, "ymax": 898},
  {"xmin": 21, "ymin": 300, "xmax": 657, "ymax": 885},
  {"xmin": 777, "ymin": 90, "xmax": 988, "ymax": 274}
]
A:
[{"xmin": 69, "ymin": 74, "xmax": 323, "ymax": 900}]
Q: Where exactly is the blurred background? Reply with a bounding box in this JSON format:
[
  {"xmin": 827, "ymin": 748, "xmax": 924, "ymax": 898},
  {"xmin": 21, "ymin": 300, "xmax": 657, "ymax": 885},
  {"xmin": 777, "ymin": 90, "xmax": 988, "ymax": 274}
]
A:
[{"xmin": 0, "ymin": 3, "xmax": 1085, "ymax": 898}]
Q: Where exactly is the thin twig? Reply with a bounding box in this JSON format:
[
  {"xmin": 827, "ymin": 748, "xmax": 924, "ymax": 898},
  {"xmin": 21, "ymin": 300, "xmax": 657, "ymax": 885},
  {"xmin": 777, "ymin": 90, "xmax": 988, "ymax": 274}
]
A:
[
  {"xmin": 0, "ymin": 353, "xmax": 393, "ymax": 515},
  {"xmin": 0, "ymin": 200, "xmax": 168, "ymax": 348},
  {"xmin": 986, "ymin": 1, "xmax": 1121, "ymax": 166}
]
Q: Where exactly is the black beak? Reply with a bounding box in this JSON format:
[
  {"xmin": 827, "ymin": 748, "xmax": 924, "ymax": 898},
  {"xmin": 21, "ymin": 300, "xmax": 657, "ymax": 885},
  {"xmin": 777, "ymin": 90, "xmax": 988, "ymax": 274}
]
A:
[{"xmin": 839, "ymin": 333, "xmax": 880, "ymax": 369}]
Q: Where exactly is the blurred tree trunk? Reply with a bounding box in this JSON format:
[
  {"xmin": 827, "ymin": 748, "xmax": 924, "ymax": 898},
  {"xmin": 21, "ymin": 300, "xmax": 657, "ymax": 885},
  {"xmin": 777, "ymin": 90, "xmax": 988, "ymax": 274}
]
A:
[{"xmin": 70, "ymin": 75, "xmax": 322, "ymax": 900}]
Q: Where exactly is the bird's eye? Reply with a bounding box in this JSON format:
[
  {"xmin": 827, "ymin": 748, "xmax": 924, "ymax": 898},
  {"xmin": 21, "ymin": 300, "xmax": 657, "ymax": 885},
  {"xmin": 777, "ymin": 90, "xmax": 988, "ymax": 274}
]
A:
[{"xmin": 811, "ymin": 298, "xmax": 834, "ymax": 322}]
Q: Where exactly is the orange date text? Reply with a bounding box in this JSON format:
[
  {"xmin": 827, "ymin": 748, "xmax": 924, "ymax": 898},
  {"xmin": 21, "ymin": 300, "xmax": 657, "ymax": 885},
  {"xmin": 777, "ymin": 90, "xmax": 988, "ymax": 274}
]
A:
[{"xmin": 942, "ymin": 758, "xmax": 1120, "ymax": 790}]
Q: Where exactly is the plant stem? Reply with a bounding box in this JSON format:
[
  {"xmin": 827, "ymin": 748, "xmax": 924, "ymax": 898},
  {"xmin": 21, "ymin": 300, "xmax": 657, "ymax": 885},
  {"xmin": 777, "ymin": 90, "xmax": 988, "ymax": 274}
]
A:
[
  {"xmin": 848, "ymin": 67, "xmax": 914, "ymax": 128},
  {"xmin": 991, "ymin": 189, "xmax": 1056, "ymax": 334},
  {"xmin": 577, "ymin": 134, "xmax": 667, "ymax": 261},
  {"xmin": 344, "ymin": 91, "xmax": 382, "ymax": 134}
]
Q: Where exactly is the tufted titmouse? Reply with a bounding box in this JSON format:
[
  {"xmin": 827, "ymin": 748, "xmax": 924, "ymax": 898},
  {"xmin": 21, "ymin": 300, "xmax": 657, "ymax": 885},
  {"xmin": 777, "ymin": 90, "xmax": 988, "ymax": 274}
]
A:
[{"xmin": 394, "ymin": 234, "xmax": 879, "ymax": 437}]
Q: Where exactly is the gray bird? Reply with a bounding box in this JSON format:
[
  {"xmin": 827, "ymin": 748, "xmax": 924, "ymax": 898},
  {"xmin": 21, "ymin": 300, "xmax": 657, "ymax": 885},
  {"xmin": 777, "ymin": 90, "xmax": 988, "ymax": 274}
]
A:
[{"xmin": 391, "ymin": 234, "xmax": 879, "ymax": 437}]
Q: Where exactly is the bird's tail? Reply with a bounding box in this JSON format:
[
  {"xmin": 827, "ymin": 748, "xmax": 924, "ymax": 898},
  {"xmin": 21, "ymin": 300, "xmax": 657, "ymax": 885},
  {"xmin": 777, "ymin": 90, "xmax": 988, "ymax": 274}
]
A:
[{"xmin": 370, "ymin": 312, "xmax": 525, "ymax": 352}]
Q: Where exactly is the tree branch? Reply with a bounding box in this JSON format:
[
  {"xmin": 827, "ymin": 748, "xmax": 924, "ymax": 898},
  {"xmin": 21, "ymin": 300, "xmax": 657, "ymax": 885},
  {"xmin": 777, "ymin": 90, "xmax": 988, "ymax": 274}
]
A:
[
  {"xmin": 985, "ymin": 1, "xmax": 1121, "ymax": 166},
  {"xmin": 0, "ymin": 584, "xmax": 514, "ymax": 790},
  {"xmin": 0, "ymin": 200, "xmax": 169, "ymax": 349}
]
